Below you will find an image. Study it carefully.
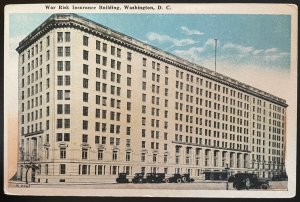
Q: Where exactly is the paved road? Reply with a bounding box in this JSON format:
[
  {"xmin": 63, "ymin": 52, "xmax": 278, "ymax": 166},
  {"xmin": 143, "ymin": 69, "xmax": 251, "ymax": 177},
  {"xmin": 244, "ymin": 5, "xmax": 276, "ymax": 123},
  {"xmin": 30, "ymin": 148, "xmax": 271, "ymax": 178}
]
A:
[{"xmin": 13, "ymin": 181, "xmax": 287, "ymax": 191}]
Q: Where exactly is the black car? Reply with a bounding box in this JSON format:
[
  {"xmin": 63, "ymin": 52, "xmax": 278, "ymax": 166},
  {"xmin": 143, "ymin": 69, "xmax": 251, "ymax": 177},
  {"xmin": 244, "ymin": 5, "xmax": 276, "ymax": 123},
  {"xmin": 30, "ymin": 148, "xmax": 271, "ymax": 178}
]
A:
[
  {"xmin": 272, "ymin": 174, "xmax": 288, "ymax": 181},
  {"xmin": 181, "ymin": 174, "xmax": 195, "ymax": 183},
  {"xmin": 154, "ymin": 173, "xmax": 166, "ymax": 183},
  {"xmin": 165, "ymin": 174, "xmax": 183, "ymax": 183},
  {"xmin": 146, "ymin": 173, "xmax": 156, "ymax": 183},
  {"xmin": 116, "ymin": 173, "xmax": 129, "ymax": 183},
  {"xmin": 233, "ymin": 173, "xmax": 269, "ymax": 190},
  {"xmin": 132, "ymin": 173, "xmax": 147, "ymax": 183}
]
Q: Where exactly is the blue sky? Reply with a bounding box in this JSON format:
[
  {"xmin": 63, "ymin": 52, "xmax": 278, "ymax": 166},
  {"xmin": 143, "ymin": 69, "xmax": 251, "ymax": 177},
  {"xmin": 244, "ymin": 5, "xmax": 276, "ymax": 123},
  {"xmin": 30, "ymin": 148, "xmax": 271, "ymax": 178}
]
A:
[{"xmin": 10, "ymin": 13, "xmax": 291, "ymax": 72}]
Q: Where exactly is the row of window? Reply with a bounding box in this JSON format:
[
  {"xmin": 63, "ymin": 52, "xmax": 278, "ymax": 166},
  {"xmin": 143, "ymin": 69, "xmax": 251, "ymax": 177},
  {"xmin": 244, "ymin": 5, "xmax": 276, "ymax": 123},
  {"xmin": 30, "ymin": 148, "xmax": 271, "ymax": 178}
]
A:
[{"xmin": 21, "ymin": 35, "xmax": 50, "ymax": 64}]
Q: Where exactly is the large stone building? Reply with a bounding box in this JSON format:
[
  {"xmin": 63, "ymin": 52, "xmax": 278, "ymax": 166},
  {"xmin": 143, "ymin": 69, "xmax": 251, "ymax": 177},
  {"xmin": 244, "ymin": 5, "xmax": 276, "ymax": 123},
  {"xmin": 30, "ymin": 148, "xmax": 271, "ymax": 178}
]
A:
[{"xmin": 16, "ymin": 13, "xmax": 288, "ymax": 183}]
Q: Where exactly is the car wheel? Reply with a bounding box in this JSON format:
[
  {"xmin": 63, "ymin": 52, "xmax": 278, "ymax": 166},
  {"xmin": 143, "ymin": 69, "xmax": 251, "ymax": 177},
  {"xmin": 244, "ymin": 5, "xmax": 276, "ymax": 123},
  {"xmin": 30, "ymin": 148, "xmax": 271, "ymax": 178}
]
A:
[
  {"xmin": 182, "ymin": 177, "xmax": 187, "ymax": 183},
  {"xmin": 261, "ymin": 184, "xmax": 269, "ymax": 189},
  {"xmin": 165, "ymin": 178, "xmax": 170, "ymax": 183},
  {"xmin": 177, "ymin": 178, "xmax": 182, "ymax": 183}
]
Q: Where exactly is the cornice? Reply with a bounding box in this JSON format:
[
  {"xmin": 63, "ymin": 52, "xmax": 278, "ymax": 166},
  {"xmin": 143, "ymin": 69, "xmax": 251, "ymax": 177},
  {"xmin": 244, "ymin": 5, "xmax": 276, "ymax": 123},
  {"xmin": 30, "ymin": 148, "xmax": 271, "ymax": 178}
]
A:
[{"xmin": 16, "ymin": 13, "xmax": 288, "ymax": 108}]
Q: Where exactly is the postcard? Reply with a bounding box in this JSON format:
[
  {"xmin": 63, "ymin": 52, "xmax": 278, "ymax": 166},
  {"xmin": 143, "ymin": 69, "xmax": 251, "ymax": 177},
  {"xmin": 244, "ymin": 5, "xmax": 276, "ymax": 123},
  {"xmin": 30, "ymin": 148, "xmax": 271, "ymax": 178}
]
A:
[{"xmin": 3, "ymin": 3, "xmax": 297, "ymax": 197}]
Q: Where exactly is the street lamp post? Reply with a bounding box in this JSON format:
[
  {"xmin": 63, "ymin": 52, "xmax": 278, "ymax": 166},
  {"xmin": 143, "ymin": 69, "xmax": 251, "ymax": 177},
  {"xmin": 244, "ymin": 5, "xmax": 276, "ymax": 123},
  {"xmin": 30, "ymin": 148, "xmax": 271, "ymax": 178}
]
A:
[{"xmin": 225, "ymin": 163, "xmax": 230, "ymax": 190}]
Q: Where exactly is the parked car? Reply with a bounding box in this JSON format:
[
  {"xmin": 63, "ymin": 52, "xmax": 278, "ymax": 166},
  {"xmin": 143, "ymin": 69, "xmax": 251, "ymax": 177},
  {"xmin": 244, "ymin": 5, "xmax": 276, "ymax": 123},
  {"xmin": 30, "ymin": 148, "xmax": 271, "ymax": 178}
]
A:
[
  {"xmin": 181, "ymin": 174, "xmax": 195, "ymax": 183},
  {"xmin": 145, "ymin": 173, "xmax": 166, "ymax": 183},
  {"xmin": 154, "ymin": 173, "xmax": 166, "ymax": 183},
  {"xmin": 116, "ymin": 173, "xmax": 129, "ymax": 183},
  {"xmin": 272, "ymin": 174, "xmax": 288, "ymax": 181},
  {"xmin": 145, "ymin": 173, "xmax": 156, "ymax": 183},
  {"xmin": 132, "ymin": 173, "xmax": 147, "ymax": 183},
  {"xmin": 228, "ymin": 175, "xmax": 235, "ymax": 182},
  {"xmin": 233, "ymin": 173, "xmax": 269, "ymax": 190}
]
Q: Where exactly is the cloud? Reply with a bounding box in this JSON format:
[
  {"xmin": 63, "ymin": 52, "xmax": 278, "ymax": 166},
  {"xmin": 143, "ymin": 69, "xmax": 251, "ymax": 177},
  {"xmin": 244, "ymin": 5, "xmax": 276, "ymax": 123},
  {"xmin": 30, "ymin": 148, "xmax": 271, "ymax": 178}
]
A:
[
  {"xmin": 172, "ymin": 39, "xmax": 290, "ymax": 70},
  {"xmin": 223, "ymin": 43, "xmax": 254, "ymax": 54},
  {"xmin": 181, "ymin": 26, "xmax": 204, "ymax": 36},
  {"xmin": 173, "ymin": 38, "xmax": 216, "ymax": 63},
  {"xmin": 265, "ymin": 48, "xmax": 278, "ymax": 53},
  {"xmin": 146, "ymin": 32, "xmax": 196, "ymax": 47}
]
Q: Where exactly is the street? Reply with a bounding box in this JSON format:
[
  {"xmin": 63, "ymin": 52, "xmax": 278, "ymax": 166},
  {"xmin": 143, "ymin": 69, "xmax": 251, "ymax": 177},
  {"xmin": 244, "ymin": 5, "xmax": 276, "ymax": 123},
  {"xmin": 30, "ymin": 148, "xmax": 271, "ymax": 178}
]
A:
[{"xmin": 11, "ymin": 181, "xmax": 287, "ymax": 191}]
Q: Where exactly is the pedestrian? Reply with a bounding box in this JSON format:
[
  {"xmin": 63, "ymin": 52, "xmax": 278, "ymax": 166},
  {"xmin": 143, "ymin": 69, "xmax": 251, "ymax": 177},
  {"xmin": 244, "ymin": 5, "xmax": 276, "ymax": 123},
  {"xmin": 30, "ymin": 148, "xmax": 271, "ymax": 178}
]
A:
[{"xmin": 245, "ymin": 178, "xmax": 250, "ymax": 190}]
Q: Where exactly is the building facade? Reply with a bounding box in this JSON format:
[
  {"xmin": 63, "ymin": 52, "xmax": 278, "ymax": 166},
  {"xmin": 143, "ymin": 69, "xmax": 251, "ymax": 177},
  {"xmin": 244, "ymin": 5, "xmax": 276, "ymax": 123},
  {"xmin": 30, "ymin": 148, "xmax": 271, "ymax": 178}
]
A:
[{"xmin": 16, "ymin": 13, "xmax": 288, "ymax": 183}]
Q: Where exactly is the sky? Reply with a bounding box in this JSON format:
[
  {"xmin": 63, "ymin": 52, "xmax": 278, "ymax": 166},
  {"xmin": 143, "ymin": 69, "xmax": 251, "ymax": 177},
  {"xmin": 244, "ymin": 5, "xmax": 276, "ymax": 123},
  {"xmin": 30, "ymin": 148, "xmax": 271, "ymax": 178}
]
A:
[{"xmin": 10, "ymin": 13, "xmax": 291, "ymax": 72}]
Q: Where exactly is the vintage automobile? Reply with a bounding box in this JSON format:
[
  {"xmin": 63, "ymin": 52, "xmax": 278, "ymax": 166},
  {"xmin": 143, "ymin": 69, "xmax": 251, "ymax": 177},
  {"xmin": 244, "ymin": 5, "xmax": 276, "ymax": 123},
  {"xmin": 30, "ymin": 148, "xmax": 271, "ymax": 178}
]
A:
[
  {"xmin": 165, "ymin": 174, "xmax": 182, "ymax": 183},
  {"xmin": 145, "ymin": 173, "xmax": 156, "ymax": 183},
  {"xmin": 145, "ymin": 173, "xmax": 166, "ymax": 183},
  {"xmin": 272, "ymin": 174, "xmax": 288, "ymax": 181},
  {"xmin": 233, "ymin": 173, "xmax": 269, "ymax": 190},
  {"xmin": 154, "ymin": 173, "xmax": 166, "ymax": 183},
  {"xmin": 132, "ymin": 173, "xmax": 147, "ymax": 183},
  {"xmin": 165, "ymin": 173, "xmax": 195, "ymax": 183},
  {"xmin": 116, "ymin": 173, "xmax": 129, "ymax": 183},
  {"xmin": 181, "ymin": 174, "xmax": 195, "ymax": 183}
]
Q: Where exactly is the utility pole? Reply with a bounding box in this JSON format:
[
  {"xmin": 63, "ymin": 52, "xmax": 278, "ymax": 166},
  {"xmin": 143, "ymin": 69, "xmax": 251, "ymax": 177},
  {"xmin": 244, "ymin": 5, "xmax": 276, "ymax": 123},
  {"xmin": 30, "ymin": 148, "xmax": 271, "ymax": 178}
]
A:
[{"xmin": 214, "ymin": 38, "xmax": 218, "ymax": 72}]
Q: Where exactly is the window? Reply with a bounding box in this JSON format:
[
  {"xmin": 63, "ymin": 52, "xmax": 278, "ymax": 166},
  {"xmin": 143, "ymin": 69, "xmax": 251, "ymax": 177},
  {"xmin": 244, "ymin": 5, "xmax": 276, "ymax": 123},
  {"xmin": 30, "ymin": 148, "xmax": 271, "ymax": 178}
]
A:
[
  {"xmin": 57, "ymin": 32, "xmax": 63, "ymax": 42},
  {"xmin": 83, "ymin": 50, "xmax": 89, "ymax": 60},
  {"xmin": 57, "ymin": 61, "xmax": 63, "ymax": 71},
  {"xmin": 82, "ymin": 149, "xmax": 88, "ymax": 159},
  {"xmin": 46, "ymin": 50, "xmax": 50, "ymax": 60},
  {"xmin": 64, "ymin": 119, "xmax": 70, "ymax": 128},
  {"xmin": 117, "ymin": 48, "xmax": 121, "ymax": 57},
  {"xmin": 82, "ymin": 134, "xmax": 88, "ymax": 143},
  {"xmin": 112, "ymin": 151, "xmax": 118, "ymax": 161},
  {"xmin": 57, "ymin": 104, "xmax": 63, "ymax": 114},
  {"xmin": 126, "ymin": 127, "xmax": 131, "ymax": 135},
  {"xmin": 96, "ymin": 40, "xmax": 101, "ymax": 50},
  {"xmin": 127, "ymin": 52, "xmax": 132, "ymax": 61},
  {"xmin": 141, "ymin": 153, "xmax": 145, "ymax": 162},
  {"xmin": 65, "ymin": 32, "xmax": 70, "ymax": 42},
  {"xmin": 46, "ymin": 36, "xmax": 50, "ymax": 46},
  {"xmin": 57, "ymin": 47, "xmax": 63, "ymax": 57},
  {"xmin": 102, "ymin": 56, "xmax": 107, "ymax": 66},
  {"xmin": 65, "ymin": 61, "xmax": 71, "ymax": 71},
  {"xmin": 60, "ymin": 148, "xmax": 66, "ymax": 159},
  {"xmin": 153, "ymin": 154, "xmax": 157, "ymax": 163},
  {"xmin": 96, "ymin": 54, "xmax": 101, "ymax": 64},
  {"xmin": 65, "ymin": 76, "xmax": 70, "ymax": 85},
  {"xmin": 127, "ymin": 65, "xmax": 131, "ymax": 73},
  {"xmin": 83, "ymin": 78, "xmax": 89, "ymax": 88},
  {"xmin": 64, "ymin": 133, "xmax": 70, "ymax": 141},
  {"xmin": 98, "ymin": 150, "xmax": 103, "ymax": 160},
  {"xmin": 83, "ymin": 92, "xmax": 88, "ymax": 102},
  {"xmin": 143, "ymin": 58, "xmax": 147, "ymax": 66},
  {"xmin": 65, "ymin": 90, "xmax": 70, "ymax": 100},
  {"xmin": 127, "ymin": 77, "xmax": 131, "ymax": 86},
  {"xmin": 126, "ymin": 152, "xmax": 131, "ymax": 161},
  {"xmin": 103, "ymin": 43, "xmax": 107, "ymax": 52},
  {"xmin": 82, "ymin": 120, "xmax": 88, "ymax": 130},
  {"xmin": 111, "ymin": 46, "xmax": 115, "ymax": 55},
  {"xmin": 56, "ymin": 133, "xmax": 63, "ymax": 141},
  {"xmin": 127, "ymin": 90, "xmax": 131, "ymax": 98},
  {"xmin": 83, "ymin": 36, "xmax": 89, "ymax": 46},
  {"xmin": 96, "ymin": 68, "xmax": 101, "ymax": 78},
  {"xmin": 59, "ymin": 164, "xmax": 66, "ymax": 174},
  {"xmin": 83, "ymin": 64, "xmax": 88, "ymax": 75},
  {"xmin": 83, "ymin": 106, "xmax": 89, "ymax": 116},
  {"xmin": 58, "ymin": 76, "xmax": 64, "ymax": 86},
  {"xmin": 65, "ymin": 47, "xmax": 70, "ymax": 57},
  {"xmin": 57, "ymin": 119, "xmax": 63, "ymax": 128}
]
